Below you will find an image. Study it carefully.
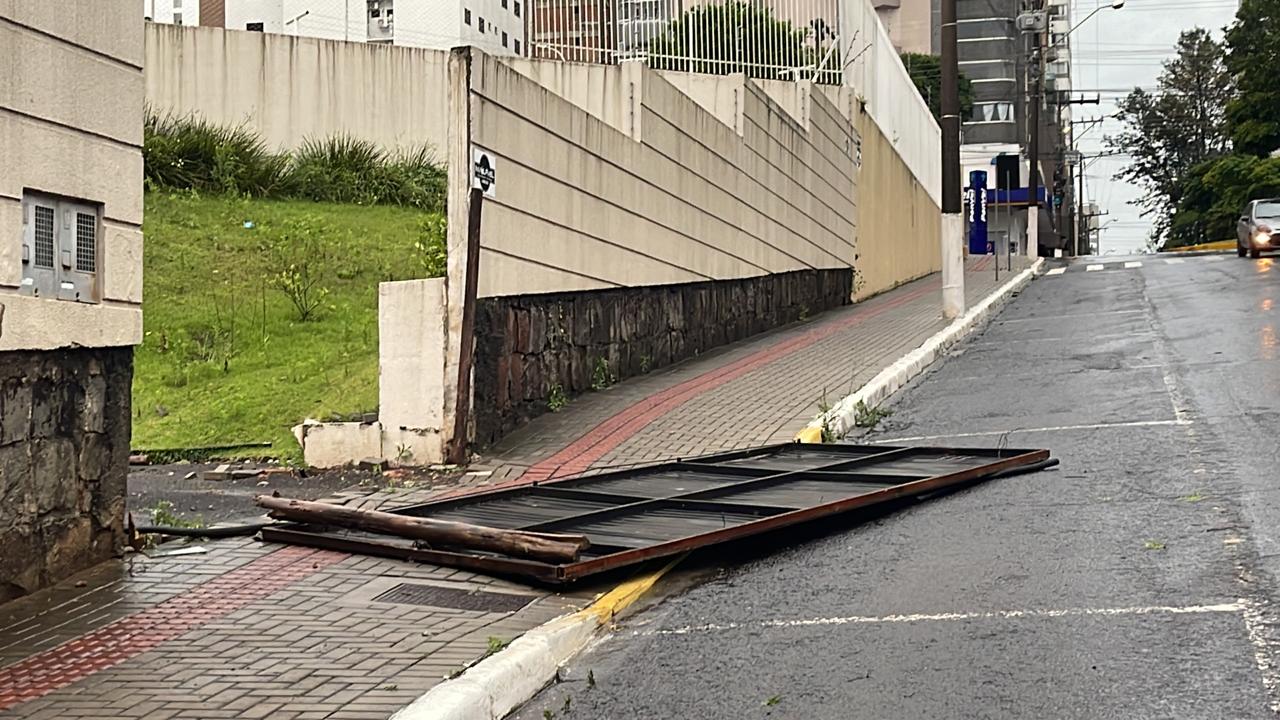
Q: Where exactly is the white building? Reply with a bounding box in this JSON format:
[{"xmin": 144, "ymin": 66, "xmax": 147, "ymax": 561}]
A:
[{"xmin": 145, "ymin": 0, "xmax": 524, "ymax": 55}]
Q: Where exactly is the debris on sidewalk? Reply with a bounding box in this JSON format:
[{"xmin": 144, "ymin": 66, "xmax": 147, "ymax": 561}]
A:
[
  {"xmin": 264, "ymin": 443, "xmax": 1056, "ymax": 583},
  {"xmin": 255, "ymin": 495, "xmax": 590, "ymax": 562}
]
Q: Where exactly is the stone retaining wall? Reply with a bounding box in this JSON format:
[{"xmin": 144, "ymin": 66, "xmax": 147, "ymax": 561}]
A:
[
  {"xmin": 0, "ymin": 348, "xmax": 132, "ymax": 601},
  {"xmin": 473, "ymin": 269, "xmax": 853, "ymax": 447}
]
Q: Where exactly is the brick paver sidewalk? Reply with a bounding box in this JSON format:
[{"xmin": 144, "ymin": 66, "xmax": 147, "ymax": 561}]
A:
[{"xmin": 0, "ymin": 255, "xmax": 1027, "ymax": 719}]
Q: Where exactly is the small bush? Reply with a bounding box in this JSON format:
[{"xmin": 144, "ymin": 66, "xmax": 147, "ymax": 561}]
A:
[
  {"xmin": 414, "ymin": 215, "xmax": 448, "ymax": 278},
  {"xmin": 262, "ymin": 216, "xmax": 334, "ymax": 322},
  {"xmin": 144, "ymin": 111, "xmax": 288, "ymax": 196},
  {"xmin": 287, "ymin": 136, "xmax": 447, "ymax": 211}
]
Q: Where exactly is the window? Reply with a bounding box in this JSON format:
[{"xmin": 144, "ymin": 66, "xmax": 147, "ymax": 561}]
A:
[
  {"xmin": 173, "ymin": 0, "xmax": 182, "ymax": 6},
  {"xmin": 370, "ymin": 7, "xmax": 381, "ymax": 16},
  {"xmin": 502, "ymin": 31, "xmax": 508, "ymax": 46},
  {"xmin": 514, "ymin": 38, "xmax": 521, "ymax": 53},
  {"xmin": 502, "ymin": 0, "xmax": 508, "ymax": 8},
  {"xmin": 21, "ymin": 192, "xmax": 100, "ymax": 303},
  {"xmin": 479, "ymin": 17, "xmax": 485, "ymax": 32},
  {"xmin": 465, "ymin": 8, "xmax": 472, "ymax": 23},
  {"xmin": 514, "ymin": 0, "xmax": 521, "ymax": 16},
  {"xmin": 246, "ymin": 21, "xmax": 264, "ymax": 30},
  {"xmin": 386, "ymin": 8, "xmax": 394, "ymax": 17},
  {"xmin": 173, "ymin": 12, "xmax": 183, "ymax": 24}
]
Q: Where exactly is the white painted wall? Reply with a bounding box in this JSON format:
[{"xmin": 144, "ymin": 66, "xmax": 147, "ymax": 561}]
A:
[
  {"xmin": 146, "ymin": 0, "xmax": 201, "ymax": 24},
  {"xmin": 840, "ymin": 0, "xmax": 941, "ymax": 206},
  {"xmin": 225, "ymin": 0, "xmax": 285, "ymax": 31}
]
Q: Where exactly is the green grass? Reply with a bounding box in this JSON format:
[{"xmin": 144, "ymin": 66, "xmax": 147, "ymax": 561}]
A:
[{"xmin": 133, "ymin": 191, "xmax": 441, "ymax": 463}]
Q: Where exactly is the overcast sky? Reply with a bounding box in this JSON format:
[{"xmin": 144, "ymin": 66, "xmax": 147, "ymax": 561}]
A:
[{"xmin": 1070, "ymin": 0, "xmax": 1240, "ymax": 254}]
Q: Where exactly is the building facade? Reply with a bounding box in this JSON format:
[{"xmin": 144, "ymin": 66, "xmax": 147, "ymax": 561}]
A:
[
  {"xmin": 1, "ymin": 1, "xmax": 143, "ymax": 600},
  {"xmin": 146, "ymin": 0, "xmax": 524, "ymax": 54}
]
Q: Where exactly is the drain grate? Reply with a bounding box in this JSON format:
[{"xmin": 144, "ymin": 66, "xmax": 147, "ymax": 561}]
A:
[{"xmin": 372, "ymin": 583, "xmax": 535, "ymax": 613}]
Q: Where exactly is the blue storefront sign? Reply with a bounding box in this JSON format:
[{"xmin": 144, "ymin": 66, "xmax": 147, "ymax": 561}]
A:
[{"xmin": 967, "ymin": 170, "xmax": 989, "ymax": 254}]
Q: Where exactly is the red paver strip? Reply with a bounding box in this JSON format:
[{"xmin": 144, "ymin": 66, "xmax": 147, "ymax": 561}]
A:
[{"xmin": 0, "ymin": 546, "xmax": 347, "ymax": 712}]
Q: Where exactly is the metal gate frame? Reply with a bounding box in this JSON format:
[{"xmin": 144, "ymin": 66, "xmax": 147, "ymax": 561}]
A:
[{"xmin": 262, "ymin": 443, "xmax": 1049, "ymax": 583}]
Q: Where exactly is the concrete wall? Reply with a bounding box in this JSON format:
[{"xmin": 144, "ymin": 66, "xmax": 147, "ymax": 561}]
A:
[
  {"xmin": 145, "ymin": 23, "xmax": 449, "ymax": 152},
  {"xmin": 1, "ymin": 1, "xmax": 145, "ymax": 351},
  {"xmin": 468, "ymin": 55, "xmax": 859, "ymax": 298},
  {"xmin": 853, "ymin": 111, "xmax": 941, "ymax": 298}
]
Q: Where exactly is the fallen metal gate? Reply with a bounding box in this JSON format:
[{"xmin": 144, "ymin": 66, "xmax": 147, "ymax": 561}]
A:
[{"xmin": 262, "ymin": 443, "xmax": 1050, "ymax": 583}]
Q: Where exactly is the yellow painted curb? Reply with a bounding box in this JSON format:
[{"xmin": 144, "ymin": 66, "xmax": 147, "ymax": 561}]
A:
[
  {"xmin": 1165, "ymin": 240, "xmax": 1234, "ymax": 253},
  {"xmin": 794, "ymin": 425, "xmax": 824, "ymax": 444},
  {"xmin": 581, "ymin": 554, "xmax": 686, "ymax": 623}
]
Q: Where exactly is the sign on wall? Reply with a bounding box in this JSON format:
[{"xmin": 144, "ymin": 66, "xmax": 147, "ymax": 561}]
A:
[
  {"xmin": 472, "ymin": 147, "xmax": 497, "ymax": 198},
  {"xmin": 967, "ymin": 169, "xmax": 989, "ymax": 255}
]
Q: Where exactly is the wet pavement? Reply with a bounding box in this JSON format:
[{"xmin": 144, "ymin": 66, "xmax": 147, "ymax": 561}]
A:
[{"xmin": 510, "ymin": 252, "xmax": 1280, "ymax": 719}]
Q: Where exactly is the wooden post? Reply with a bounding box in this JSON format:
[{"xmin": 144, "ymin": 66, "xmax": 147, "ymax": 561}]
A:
[
  {"xmin": 447, "ymin": 187, "xmax": 483, "ymax": 465},
  {"xmin": 255, "ymin": 495, "xmax": 588, "ymax": 563}
]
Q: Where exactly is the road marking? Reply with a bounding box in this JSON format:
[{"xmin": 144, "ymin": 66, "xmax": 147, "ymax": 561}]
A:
[
  {"xmin": 1165, "ymin": 257, "xmax": 1186, "ymax": 264},
  {"xmin": 1207, "ymin": 255, "xmax": 1226, "ymax": 261},
  {"xmin": 1086, "ymin": 264, "xmax": 1105, "ymax": 271},
  {"xmin": 870, "ymin": 419, "xmax": 1193, "ymax": 444},
  {"xmin": 997, "ymin": 309, "xmax": 1145, "ymax": 324},
  {"xmin": 644, "ymin": 603, "xmax": 1245, "ymax": 636},
  {"xmin": 1124, "ymin": 261, "xmax": 1143, "ymax": 269},
  {"xmin": 1045, "ymin": 267, "xmax": 1067, "ymax": 276},
  {"xmin": 1241, "ymin": 597, "xmax": 1280, "ymax": 712}
]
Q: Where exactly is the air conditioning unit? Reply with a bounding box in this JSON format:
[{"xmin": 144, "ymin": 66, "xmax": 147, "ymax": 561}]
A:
[
  {"xmin": 1049, "ymin": 19, "xmax": 1069, "ymax": 34},
  {"xmin": 1016, "ymin": 11, "xmax": 1046, "ymax": 31}
]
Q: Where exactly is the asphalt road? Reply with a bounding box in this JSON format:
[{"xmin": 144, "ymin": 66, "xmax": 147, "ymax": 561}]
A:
[{"xmin": 510, "ymin": 251, "xmax": 1280, "ymax": 719}]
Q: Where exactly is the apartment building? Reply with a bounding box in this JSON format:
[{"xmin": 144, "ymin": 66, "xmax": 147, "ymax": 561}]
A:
[{"xmin": 146, "ymin": 0, "xmax": 524, "ymax": 54}]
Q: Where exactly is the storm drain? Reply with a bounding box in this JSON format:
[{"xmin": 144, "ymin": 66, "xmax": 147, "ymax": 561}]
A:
[{"xmin": 372, "ymin": 583, "xmax": 535, "ymax": 613}]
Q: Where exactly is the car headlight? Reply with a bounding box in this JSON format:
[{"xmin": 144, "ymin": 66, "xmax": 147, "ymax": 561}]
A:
[{"xmin": 1256, "ymin": 232, "xmax": 1271, "ymax": 246}]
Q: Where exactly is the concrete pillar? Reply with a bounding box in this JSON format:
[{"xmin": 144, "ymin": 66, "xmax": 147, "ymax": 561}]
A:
[
  {"xmin": 1027, "ymin": 205, "xmax": 1040, "ymax": 258},
  {"xmin": 942, "ymin": 213, "xmax": 965, "ymax": 319}
]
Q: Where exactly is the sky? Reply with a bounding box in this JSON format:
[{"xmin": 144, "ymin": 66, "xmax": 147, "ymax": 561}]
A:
[{"xmin": 1070, "ymin": 0, "xmax": 1240, "ymax": 254}]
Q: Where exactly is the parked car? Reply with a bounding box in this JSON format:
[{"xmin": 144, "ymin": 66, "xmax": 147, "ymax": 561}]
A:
[{"xmin": 1237, "ymin": 199, "xmax": 1280, "ymax": 258}]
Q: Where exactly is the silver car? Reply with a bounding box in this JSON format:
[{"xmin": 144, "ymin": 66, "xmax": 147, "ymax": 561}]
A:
[{"xmin": 1237, "ymin": 199, "xmax": 1280, "ymax": 258}]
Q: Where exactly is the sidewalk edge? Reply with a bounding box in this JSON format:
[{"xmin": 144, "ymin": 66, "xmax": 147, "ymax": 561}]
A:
[
  {"xmin": 390, "ymin": 557, "xmax": 682, "ymax": 720},
  {"xmin": 802, "ymin": 259, "xmax": 1044, "ymax": 441}
]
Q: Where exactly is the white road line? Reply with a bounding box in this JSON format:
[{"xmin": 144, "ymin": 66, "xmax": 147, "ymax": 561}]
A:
[
  {"xmin": 1165, "ymin": 257, "xmax": 1186, "ymax": 264},
  {"xmin": 869, "ymin": 419, "xmax": 1193, "ymax": 444},
  {"xmin": 644, "ymin": 603, "xmax": 1245, "ymax": 636},
  {"xmin": 1045, "ymin": 267, "xmax": 1067, "ymax": 276},
  {"xmin": 1124, "ymin": 261, "xmax": 1143, "ymax": 269},
  {"xmin": 1086, "ymin": 264, "xmax": 1105, "ymax": 271},
  {"xmin": 1207, "ymin": 255, "xmax": 1226, "ymax": 261}
]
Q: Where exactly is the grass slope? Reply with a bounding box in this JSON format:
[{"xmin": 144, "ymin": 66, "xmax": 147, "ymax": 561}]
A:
[{"xmin": 134, "ymin": 191, "xmax": 436, "ymax": 462}]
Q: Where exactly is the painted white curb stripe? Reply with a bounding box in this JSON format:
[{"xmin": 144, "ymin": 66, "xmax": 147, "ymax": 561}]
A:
[
  {"xmin": 805, "ymin": 259, "xmax": 1043, "ymax": 441},
  {"xmin": 391, "ymin": 613, "xmax": 599, "ymax": 720},
  {"xmin": 644, "ymin": 602, "xmax": 1245, "ymax": 636},
  {"xmin": 1045, "ymin": 267, "xmax": 1067, "ymax": 276},
  {"xmin": 1165, "ymin": 258, "xmax": 1186, "ymax": 264},
  {"xmin": 1086, "ymin": 264, "xmax": 1104, "ymax": 272},
  {"xmin": 1124, "ymin": 261, "xmax": 1143, "ymax": 268}
]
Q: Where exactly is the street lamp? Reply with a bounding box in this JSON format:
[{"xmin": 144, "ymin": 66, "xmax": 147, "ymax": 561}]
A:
[{"xmin": 1065, "ymin": 1, "xmax": 1124, "ymax": 39}]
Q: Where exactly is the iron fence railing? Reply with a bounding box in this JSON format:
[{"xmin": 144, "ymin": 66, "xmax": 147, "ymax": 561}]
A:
[{"xmin": 528, "ymin": 0, "xmax": 845, "ymax": 84}]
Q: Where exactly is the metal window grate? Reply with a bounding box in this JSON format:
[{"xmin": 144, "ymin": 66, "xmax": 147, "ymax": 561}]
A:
[
  {"xmin": 75, "ymin": 212, "xmax": 96, "ymax": 273},
  {"xmin": 33, "ymin": 206, "xmax": 55, "ymax": 269},
  {"xmin": 372, "ymin": 583, "xmax": 534, "ymax": 612}
]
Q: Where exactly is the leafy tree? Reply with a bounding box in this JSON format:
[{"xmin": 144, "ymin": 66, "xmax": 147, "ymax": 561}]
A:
[
  {"xmin": 1106, "ymin": 28, "xmax": 1232, "ymax": 247},
  {"xmin": 1225, "ymin": 0, "xmax": 1280, "ymax": 156},
  {"xmin": 645, "ymin": 2, "xmax": 828, "ymax": 81},
  {"xmin": 1171, "ymin": 155, "xmax": 1280, "ymax": 246},
  {"xmin": 900, "ymin": 53, "xmax": 973, "ymax": 122}
]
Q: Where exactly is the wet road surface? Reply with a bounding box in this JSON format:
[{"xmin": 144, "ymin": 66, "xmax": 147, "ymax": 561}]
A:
[{"xmin": 509, "ymin": 252, "xmax": 1280, "ymax": 719}]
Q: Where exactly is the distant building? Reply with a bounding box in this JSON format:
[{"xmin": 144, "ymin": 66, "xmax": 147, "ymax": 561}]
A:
[{"xmin": 145, "ymin": 0, "xmax": 525, "ymax": 55}]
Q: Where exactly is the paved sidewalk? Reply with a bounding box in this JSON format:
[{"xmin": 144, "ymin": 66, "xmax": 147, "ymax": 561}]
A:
[{"xmin": 0, "ymin": 255, "xmax": 1028, "ymax": 719}]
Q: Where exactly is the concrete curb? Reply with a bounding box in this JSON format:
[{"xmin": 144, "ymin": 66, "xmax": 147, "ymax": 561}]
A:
[
  {"xmin": 800, "ymin": 259, "xmax": 1044, "ymax": 441},
  {"xmin": 391, "ymin": 557, "xmax": 681, "ymax": 720}
]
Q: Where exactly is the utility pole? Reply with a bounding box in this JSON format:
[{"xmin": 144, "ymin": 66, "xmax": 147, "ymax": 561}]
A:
[
  {"xmin": 1025, "ymin": 0, "xmax": 1043, "ymax": 259},
  {"xmin": 940, "ymin": 0, "xmax": 965, "ymax": 319}
]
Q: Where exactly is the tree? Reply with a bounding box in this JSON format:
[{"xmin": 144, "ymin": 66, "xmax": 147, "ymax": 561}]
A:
[
  {"xmin": 1225, "ymin": 0, "xmax": 1280, "ymax": 156},
  {"xmin": 1106, "ymin": 28, "xmax": 1232, "ymax": 247},
  {"xmin": 645, "ymin": 3, "xmax": 828, "ymax": 81},
  {"xmin": 900, "ymin": 53, "xmax": 973, "ymax": 122}
]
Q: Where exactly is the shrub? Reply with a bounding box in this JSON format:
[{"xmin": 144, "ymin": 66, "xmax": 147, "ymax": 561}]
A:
[
  {"xmin": 144, "ymin": 111, "xmax": 288, "ymax": 196},
  {"xmin": 261, "ymin": 216, "xmax": 334, "ymax": 322},
  {"xmin": 286, "ymin": 136, "xmax": 447, "ymax": 211},
  {"xmin": 414, "ymin": 215, "xmax": 448, "ymax": 278}
]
